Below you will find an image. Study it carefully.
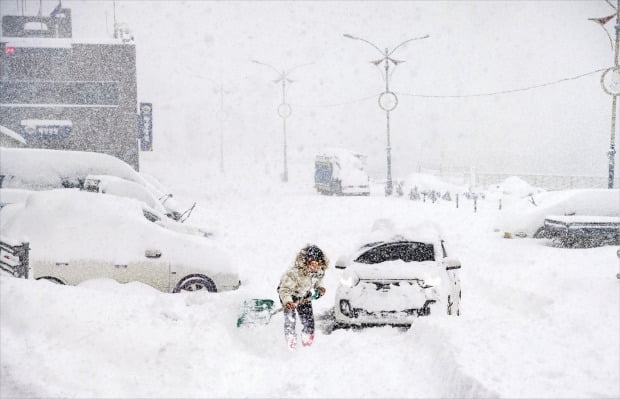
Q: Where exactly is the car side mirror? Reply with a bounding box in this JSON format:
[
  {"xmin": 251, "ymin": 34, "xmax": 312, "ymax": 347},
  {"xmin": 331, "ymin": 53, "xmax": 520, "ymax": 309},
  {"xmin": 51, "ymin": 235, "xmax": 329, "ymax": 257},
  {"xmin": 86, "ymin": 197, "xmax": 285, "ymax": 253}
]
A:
[
  {"xmin": 145, "ymin": 249, "xmax": 162, "ymax": 259},
  {"xmin": 335, "ymin": 256, "xmax": 348, "ymax": 269},
  {"xmin": 444, "ymin": 257, "xmax": 461, "ymax": 270}
]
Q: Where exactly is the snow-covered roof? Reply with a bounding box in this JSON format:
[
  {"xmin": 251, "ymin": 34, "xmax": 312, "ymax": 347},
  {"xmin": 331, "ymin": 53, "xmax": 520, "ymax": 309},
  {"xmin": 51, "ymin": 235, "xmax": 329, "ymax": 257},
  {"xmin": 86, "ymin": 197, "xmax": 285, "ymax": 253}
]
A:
[{"xmin": 1, "ymin": 37, "xmax": 129, "ymax": 47}]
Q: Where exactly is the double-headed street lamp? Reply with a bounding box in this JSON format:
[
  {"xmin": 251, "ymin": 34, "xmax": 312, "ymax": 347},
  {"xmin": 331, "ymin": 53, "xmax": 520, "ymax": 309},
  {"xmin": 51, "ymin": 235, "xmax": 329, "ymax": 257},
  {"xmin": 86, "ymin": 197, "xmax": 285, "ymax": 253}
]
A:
[
  {"xmin": 344, "ymin": 33, "xmax": 429, "ymax": 195},
  {"xmin": 252, "ymin": 59, "xmax": 313, "ymax": 182}
]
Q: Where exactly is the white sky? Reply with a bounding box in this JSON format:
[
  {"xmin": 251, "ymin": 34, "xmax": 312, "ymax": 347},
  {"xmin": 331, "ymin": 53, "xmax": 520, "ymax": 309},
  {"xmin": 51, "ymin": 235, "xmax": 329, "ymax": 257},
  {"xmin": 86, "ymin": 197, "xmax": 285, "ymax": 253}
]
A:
[{"xmin": 1, "ymin": 0, "xmax": 618, "ymax": 180}]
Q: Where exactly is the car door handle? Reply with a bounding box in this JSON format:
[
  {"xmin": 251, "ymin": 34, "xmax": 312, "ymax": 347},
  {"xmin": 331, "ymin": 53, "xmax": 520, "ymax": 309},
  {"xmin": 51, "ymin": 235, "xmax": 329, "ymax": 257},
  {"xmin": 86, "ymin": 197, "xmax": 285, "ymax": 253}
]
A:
[
  {"xmin": 114, "ymin": 264, "xmax": 128, "ymax": 269},
  {"xmin": 55, "ymin": 262, "xmax": 69, "ymax": 267}
]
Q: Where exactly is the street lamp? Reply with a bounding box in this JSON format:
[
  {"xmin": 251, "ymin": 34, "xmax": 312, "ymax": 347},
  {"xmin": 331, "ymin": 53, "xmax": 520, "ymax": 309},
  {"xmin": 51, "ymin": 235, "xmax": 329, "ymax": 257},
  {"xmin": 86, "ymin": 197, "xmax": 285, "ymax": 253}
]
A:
[
  {"xmin": 344, "ymin": 33, "xmax": 429, "ymax": 195},
  {"xmin": 592, "ymin": 0, "xmax": 620, "ymax": 188},
  {"xmin": 252, "ymin": 59, "xmax": 313, "ymax": 182}
]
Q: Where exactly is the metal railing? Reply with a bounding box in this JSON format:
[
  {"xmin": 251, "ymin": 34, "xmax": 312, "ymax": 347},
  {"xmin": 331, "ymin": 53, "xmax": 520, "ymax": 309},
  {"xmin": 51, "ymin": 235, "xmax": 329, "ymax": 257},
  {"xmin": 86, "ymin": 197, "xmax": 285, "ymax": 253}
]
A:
[{"xmin": 0, "ymin": 238, "xmax": 30, "ymax": 279}]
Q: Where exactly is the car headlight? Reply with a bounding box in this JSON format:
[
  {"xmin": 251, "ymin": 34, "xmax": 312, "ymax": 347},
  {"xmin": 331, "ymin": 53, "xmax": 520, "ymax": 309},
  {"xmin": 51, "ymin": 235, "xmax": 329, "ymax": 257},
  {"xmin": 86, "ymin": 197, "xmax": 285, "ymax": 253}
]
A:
[{"xmin": 340, "ymin": 271, "xmax": 360, "ymax": 288}]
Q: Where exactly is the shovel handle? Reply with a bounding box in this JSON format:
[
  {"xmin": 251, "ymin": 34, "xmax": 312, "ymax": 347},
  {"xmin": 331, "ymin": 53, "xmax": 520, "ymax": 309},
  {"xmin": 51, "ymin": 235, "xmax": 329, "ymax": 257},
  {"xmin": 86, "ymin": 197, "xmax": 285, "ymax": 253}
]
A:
[{"xmin": 272, "ymin": 296, "xmax": 312, "ymax": 315}]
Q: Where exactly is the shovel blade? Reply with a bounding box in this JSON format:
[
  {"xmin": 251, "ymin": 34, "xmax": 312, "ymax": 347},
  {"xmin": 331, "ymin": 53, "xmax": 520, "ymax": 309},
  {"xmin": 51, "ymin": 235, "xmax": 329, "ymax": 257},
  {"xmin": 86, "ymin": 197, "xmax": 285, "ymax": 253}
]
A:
[{"xmin": 236, "ymin": 299, "xmax": 276, "ymax": 328}]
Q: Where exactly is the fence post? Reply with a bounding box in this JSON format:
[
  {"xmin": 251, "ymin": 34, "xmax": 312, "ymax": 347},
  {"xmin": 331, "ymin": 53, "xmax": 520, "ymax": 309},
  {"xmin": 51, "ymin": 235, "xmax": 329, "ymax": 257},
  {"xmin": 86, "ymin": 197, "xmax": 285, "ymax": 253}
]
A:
[{"xmin": 20, "ymin": 242, "xmax": 30, "ymax": 279}]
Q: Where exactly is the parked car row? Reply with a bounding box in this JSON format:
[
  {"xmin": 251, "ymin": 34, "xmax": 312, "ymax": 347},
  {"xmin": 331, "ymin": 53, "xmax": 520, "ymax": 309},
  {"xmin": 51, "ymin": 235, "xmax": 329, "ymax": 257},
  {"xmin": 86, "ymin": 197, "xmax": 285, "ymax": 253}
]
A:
[
  {"xmin": 0, "ymin": 147, "xmax": 239, "ymax": 294},
  {"xmin": 0, "ymin": 147, "xmax": 464, "ymax": 328}
]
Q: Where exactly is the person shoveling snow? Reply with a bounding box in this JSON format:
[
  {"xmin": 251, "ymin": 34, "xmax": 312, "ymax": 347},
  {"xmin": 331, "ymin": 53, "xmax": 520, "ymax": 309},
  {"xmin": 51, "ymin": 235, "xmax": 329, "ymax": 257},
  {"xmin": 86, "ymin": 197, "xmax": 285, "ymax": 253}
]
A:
[{"xmin": 277, "ymin": 244, "xmax": 328, "ymax": 350}]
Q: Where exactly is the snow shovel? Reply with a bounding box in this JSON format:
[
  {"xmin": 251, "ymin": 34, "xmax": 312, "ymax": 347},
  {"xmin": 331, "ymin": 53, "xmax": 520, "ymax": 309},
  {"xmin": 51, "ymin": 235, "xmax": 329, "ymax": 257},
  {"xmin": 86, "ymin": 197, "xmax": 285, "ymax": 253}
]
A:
[{"xmin": 236, "ymin": 296, "xmax": 313, "ymax": 328}]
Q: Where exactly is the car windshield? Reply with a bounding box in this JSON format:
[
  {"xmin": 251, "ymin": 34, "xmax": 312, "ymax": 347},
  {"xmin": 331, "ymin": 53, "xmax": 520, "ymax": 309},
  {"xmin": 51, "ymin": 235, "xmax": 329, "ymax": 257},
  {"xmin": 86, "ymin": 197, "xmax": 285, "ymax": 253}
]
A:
[{"xmin": 355, "ymin": 242, "xmax": 435, "ymax": 264}]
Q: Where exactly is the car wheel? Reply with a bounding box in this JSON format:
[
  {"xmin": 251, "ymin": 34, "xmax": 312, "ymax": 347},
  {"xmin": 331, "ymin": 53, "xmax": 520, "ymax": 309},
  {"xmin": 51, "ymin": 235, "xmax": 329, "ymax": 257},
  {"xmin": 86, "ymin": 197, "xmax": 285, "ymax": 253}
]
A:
[
  {"xmin": 533, "ymin": 226, "xmax": 547, "ymax": 239},
  {"xmin": 174, "ymin": 275, "xmax": 217, "ymax": 293},
  {"xmin": 36, "ymin": 276, "xmax": 64, "ymax": 285},
  {"xmin": 447, "ymin": 294, "xmax": 453, "ymax": 315}
]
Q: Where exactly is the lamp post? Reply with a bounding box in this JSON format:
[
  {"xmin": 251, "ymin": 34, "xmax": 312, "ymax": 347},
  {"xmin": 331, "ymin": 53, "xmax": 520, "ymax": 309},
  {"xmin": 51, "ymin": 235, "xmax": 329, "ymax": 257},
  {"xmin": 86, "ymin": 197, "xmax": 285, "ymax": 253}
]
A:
[
  {"xmin": 608, "ymin": 1, "xmax": 620, "ymax": 188},
  {"xmin": 344, "ymin": 33, "xmax": 428, "ymax": 195},
  {"xmin": 593, "ymin": 0, "xmax": 620, "ymax": 188},
  {"xmin": 252, "ymin": 59, "xmax": 313, "ymax": 182}
]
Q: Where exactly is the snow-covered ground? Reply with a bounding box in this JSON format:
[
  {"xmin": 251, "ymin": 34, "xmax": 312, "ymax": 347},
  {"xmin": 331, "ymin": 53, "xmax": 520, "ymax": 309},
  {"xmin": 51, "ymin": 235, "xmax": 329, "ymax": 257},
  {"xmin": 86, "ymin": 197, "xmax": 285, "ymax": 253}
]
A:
[{"xmin": 1, "ymin": 153, "xmax": 618, "ymax": 398}]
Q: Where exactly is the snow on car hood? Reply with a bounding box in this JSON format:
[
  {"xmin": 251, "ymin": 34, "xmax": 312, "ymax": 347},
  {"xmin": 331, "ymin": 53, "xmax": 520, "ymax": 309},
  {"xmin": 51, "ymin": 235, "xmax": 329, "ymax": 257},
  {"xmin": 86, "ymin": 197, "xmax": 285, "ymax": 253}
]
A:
[
  {"xmin": 348, "ymin": 259, "xmax": 442, "ymax": 281},
  {"xmin": 1, "ymin": 190, "xmax": 236, "ymax": 275}
]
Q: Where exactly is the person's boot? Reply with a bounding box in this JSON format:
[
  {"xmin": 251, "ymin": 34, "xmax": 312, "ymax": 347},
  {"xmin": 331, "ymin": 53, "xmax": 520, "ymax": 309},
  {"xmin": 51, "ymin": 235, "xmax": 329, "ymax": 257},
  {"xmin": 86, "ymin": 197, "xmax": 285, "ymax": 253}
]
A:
[
  {"xmin": 301, "ymin": 333, "xmax": 314, "ymax": 347},
  {"xmin": 285, "ymin": 334, "xmax": 297, "ymax": 350}
]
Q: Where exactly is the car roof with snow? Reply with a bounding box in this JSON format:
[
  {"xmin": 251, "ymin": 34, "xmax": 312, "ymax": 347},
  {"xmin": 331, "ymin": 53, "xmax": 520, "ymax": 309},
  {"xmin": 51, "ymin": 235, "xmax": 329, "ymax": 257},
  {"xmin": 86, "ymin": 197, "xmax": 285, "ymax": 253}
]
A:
[
  {"xmin": 495, "ymin": 188, "xmax": 620, "ymax": 236},
  {"xmin": 1, "ymin": 189, "xmax": 233, "ymax": 271},
  {"xmin": 0, "ymin": 147, "xmax": 148, "ymax": 189},
  {"xmin": 348, "ymin": 219, "xmax": 446, "ymax": 257}
]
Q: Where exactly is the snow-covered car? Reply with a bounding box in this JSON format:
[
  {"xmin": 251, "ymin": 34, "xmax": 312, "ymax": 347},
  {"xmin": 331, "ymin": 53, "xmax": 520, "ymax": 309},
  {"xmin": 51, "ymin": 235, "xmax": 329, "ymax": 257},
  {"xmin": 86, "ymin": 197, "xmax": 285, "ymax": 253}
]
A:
[
  {"xmin": 81, "ymin": 176, "xmax": 211, "ymax": 237},
  {"xmin": 0, "ymin": 187, "xmax": 211, "ymax": 239},
  {"xmin": 495, "ymin": 188, "xmax": 620, "ymax": 238},
  {"xmin": 0, "ymin": 189, "xmax": 240, "ymax": 293},
  {"xmin": 0, "ymin": 147, "xmax": 188, "ymax": 221},
  {"xmin": 333, "ymin": 221, "xmax": 462, "ymax": 327}
]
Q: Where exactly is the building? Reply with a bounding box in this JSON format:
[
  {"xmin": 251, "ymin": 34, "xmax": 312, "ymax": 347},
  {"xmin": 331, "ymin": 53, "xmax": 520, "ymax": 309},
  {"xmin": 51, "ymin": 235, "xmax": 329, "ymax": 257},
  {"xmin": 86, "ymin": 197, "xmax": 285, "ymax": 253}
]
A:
[{"xmin": 0, "ymin": 7, "xmax": 141, "ymax": 170}]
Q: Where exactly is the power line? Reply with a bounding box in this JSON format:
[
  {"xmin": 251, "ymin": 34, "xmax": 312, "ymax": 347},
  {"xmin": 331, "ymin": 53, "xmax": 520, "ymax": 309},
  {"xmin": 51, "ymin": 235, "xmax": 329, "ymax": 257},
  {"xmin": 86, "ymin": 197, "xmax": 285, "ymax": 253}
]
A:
[
  {"xmin": 284, "ymin": 67, "xmax": 608, "ymax": 108},
  {"xmin": 291, "ymin": 94, "xmax": 378, "ymax": 108},
  {"xmin": 396, "ymin": 68, "xmax": 609, "ymax": 98}
]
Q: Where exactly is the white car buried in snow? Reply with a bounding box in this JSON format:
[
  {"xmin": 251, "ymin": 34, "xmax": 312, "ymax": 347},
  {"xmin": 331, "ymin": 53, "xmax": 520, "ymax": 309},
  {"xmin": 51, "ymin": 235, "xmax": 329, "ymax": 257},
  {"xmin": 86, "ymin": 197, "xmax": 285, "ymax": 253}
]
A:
[
  {"xmin": 333, "ymin": 224, "xmax": 461, "ymax": 327},
  {"xmin": 0, "ymin": 189, "xmax": 240, "ymax": 293},
  {"xmin": 0, "ymin": 147, "xmax": 189, "ymax": 221}
]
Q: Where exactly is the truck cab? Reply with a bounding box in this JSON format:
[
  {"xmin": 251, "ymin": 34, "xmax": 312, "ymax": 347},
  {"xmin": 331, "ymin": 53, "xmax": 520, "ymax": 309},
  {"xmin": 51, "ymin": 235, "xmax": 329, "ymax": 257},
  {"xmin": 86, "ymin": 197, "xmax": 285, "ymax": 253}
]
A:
[{"xmin": 314, "ymin": 148, "xmax": 370, "ymax": 196}]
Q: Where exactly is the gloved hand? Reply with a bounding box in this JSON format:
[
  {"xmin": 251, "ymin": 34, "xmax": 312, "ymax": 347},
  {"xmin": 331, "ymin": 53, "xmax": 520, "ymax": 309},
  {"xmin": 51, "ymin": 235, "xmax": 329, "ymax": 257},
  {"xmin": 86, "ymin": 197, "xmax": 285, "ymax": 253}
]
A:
[
  {"xmin": 285, "ymin": 302, "xmax": 296, "ymax": 310},
  {"xmin": 312, "ymin": 287, "xmax": 326, "ymax": 299}
]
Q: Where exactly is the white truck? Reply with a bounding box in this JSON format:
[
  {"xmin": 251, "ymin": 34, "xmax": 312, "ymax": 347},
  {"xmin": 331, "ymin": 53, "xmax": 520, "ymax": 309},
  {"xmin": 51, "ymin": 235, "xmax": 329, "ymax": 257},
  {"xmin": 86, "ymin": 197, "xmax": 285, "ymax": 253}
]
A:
[{"xmin": 314, "ymin": 148, "xmax": 370, "ymax": 196}]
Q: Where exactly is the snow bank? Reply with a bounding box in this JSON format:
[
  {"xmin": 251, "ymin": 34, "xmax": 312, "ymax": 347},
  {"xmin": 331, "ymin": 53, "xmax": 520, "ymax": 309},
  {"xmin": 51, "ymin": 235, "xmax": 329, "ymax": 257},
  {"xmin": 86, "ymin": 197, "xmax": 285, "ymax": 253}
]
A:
[{"xmin": 487, "ymin": 176, "xmax": 545, "ymax": 198}]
